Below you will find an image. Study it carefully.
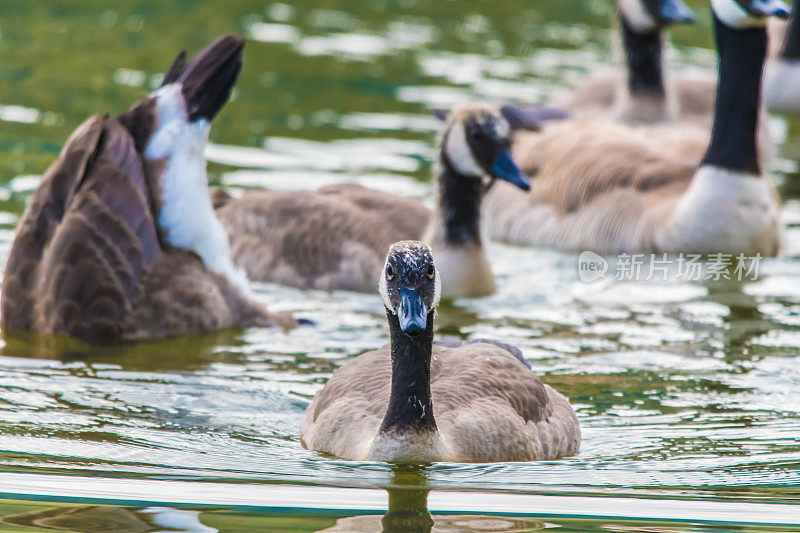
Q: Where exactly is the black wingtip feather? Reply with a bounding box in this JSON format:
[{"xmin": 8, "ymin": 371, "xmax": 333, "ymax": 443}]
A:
[
  {"xmin": 160, "ymin": 51, "xmax": 187, "ymax": 87},
  {"xmin": 180, "ymin": 34, "xmax": 245, "ymax": 122}
]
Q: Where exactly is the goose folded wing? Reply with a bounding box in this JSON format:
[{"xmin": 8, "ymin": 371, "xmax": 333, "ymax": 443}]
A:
[{"xmin": 32, "ymin": 118, "xmax": 162, "ymax": 342}]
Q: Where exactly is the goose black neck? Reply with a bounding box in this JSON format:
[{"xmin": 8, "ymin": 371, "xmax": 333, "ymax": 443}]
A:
[
  {"xmin": 780, "ymin": 1, "xmax": 800, "ymax": 59},
  {"xmin": 620, "ymin": 16, "xmax": 666, "ymax": 97},
  {"xmin": 437, "ymin": 154, "xmax": 484, "ymax": 247},
  {"xmin": 701, "ymin": 14, "xmax": 766, "ymax": 175},
  {"xmin": 379, "ymin": 311, "xmax": 437, "ymax": 436}
]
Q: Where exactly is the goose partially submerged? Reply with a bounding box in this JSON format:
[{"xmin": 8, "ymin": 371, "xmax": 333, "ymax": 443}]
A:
[
  {"xmin": 299, "ymin": 241, "xmax": 580, "ymax": 462},
  {"xmin": 486, "ymin": 0, "xmax": 787, "ymax": 256},
  {"xmin": 1, "ymin": 35, "xmax": 294, "ymax": 343},
  {"xmin": 215, "ymin": 103, "xmax": 532, "ymax": 299}
]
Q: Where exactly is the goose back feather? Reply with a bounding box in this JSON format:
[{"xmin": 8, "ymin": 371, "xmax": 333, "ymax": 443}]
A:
[
  {"xmin": 487, "ymin": 119, "xmax": 778, "ymax": 254},
  {"xmin": 215, "ymin": 184, "xmax": 431, "ymax": 292}
]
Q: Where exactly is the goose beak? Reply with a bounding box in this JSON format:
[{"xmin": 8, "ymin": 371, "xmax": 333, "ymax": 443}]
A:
[
  {"xmin": 658, "ymin": 0, "xmax": 695, "ymax": 24},
  {"xmin": 397, "ymin": 287, "xmax": 427, "ymax": 335},
  {"xmin": 490, "ymin": 150, "xmax": 530, "ymax": 191},
  {"xmin": 749, "ymin": 0, "xmax": 790, "ymax": 18}
]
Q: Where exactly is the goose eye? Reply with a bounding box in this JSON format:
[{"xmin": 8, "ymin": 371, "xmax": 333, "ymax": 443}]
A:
[
  {"xmin": 385, "ymin": 264, "xmax": 394, "ymax": 280},
  {"xmin": 470, "ymin": 129, "xmax": 484, "ymax": 142},
  {"xmin": 426, "ymin": 264, "xmax": 435, "ymax": 279}
]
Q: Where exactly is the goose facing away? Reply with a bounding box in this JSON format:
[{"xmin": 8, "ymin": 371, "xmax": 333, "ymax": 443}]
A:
[
  {"xmin": 1, "ymin": 35, "xmax": 294, "ymax": 343},
  {"xmin": 565, "ymin": 0, "xmax": 716, "ymax": 125},
  {"xmin": 299, "ymin": 241, "xmax": 580, "ymax": 462},
  {"xmin": 765, "ymin": 0, "xmax": 800, "ymax": 112},
  {"xmin": 215, "ymin": 103, "xmax": 531, "ymax": 298},
  {"xmin": 486, "ymin": 0, "xmax": 786, "ymax": 256}
]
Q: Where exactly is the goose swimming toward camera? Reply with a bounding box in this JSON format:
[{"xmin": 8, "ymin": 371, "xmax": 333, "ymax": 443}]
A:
[
  {"xmin": 564, "ymin": 0, "xmax": 715, "ymax": 125},
  {"xmin": 215, "ymin": 103, "xmax": 533, "ymax": 299},
  {"xmin": 765, "ymin": 0, "xmax": 800, "ymax": 112},
  {"xmin": 299, "ymin": 241, "xmax": 580, "ymax": 462},
  {"xmin": 0, "ymin": 35, "xmax": 294, "ymax": 343},
  {"xmin": 486, "ymin": 0, "xmax": 787, "ymax": 256}
]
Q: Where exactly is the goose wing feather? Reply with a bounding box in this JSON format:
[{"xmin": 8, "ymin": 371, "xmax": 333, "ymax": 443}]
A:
[{"xmin": 2, "ymin": 116, "xmax": 161, "ymax": 342}]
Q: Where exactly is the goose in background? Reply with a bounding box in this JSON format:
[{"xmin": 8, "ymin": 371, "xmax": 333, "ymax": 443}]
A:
[
  {"xmin": 215, "ymin": 103, "xmax": 534, "ymax": 299},
  {"xmin": 485, "ymin": 0, "xmax": 787, "ymax": 256},
  {"xmin": 299, "ymin": 241, "xmax": 580, "ymax": 462},
  {"xmin": 765, "ymin": 0, "xmax": 800, "ymax": 112},
  {"xmin": 564, "ymin": 0, "xmax": 716, "ymax": 125},
  {"xmin": 1, "ymin": 35, "xmax": 295, "ymax": 343}
]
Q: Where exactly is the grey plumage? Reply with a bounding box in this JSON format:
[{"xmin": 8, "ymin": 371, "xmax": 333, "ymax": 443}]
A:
[{"xmin": 300, "ymin": 341, "xmax": 580, "ymax": 462}]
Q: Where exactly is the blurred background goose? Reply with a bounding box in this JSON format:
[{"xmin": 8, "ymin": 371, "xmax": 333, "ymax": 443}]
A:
[
  {"xmin": 765, "ymin": 0, "xmax": 800, "ymax": 112},
  {"xmin": 0, "ymin": 35, "xmax": 294, "ymax": 343},
  {"xmin": 215, "ymin": 103, "xmax": 531, "ymax": 299},
  {"xmin": 299, "ymin": 241, "xmax": 580, "ymax": 463},
  {"xmin": 564, "ymin": 0, "xmax": 716, "ymax": 125},
  {"xmin": 485, "ymin": 0, "xmax": 788, "ymax": 256}
]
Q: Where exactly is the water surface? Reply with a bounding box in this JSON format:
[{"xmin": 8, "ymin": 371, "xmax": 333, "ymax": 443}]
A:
[{"xmin": 0, "ymin": 0, "xmax": 799, "ymax": 530}]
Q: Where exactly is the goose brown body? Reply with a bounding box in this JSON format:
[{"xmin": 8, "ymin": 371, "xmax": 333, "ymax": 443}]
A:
[
  {"xmin": 0, "ymin": 36, "xmax": 292, "ymax": 343},
  {"xmin": 486, "ymin": 120, "xmax": 779, "ymax": 255},
  {"xmin": 215, "ymin": 184, "xmax": 430, "ymax": 292},
  {"xmin": 300, "ymin": 341, "xmax": 580, "ymax": 462}
]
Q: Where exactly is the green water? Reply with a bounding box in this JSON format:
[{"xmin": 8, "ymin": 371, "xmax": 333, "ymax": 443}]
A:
[{"xmin": 1, "ymin": 0, "xmax": 800, "ymax": 531}]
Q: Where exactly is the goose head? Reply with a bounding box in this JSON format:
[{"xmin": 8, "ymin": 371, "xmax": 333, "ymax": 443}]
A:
[
  {"xmin": 441, "ymin": 103, "xmax": 530, "ymax": 191},
  {"xmin": 379, "ymin": 241, "xmax": 441, "ymax": 336},
  {"xmin": 618, "ymin": 0, "xmax": 696, "ymax": 33},
  {"xmin": 711, "ymin": 0, "xmax": 790, "ymax": 28}
]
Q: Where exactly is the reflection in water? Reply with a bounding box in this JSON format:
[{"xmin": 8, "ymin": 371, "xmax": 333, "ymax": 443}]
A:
[
  {"xmin": 0, "ymin": 329, "xmax": 248, "ymax": 370},
  {"xmin": 1, "ymin": 0, "xmax": 800, "ymax": 523},
  {"xmin": 319, "ymin": 467, "xmax": 545, "ymax": 533},
  {"xmin": 1, "ymin": 505, "xmax": 215, "ymax": 533}
]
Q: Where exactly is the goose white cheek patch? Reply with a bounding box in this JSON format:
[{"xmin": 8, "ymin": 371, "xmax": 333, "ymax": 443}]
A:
[
  {"xmin": 711, "ymin": 0, "xmax": 765, "ymax": 28},
  {"xmin": 619, "ymin": 0, "xmax": 658, "ymax": 32},
  {"xmin": 432, "ymin": 268, "xmax": 441, "ymax": 308},
  {"xmin": 379, "ymin": 269, "xmax": 395, "ymax": 313},
  {"xmin": 446, "ymin": 122, "xmax": 483, "ymax": 177}
]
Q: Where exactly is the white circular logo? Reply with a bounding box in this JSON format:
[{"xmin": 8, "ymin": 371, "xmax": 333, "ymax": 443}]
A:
[{"xmin": 577, "ymin": 251, "xmax": 608, "ymax": 283}]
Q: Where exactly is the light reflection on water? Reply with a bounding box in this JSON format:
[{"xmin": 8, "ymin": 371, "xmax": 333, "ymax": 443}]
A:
[{"xmin": 0, "ymin": 0, "xmax": 799, "ymax": 528}]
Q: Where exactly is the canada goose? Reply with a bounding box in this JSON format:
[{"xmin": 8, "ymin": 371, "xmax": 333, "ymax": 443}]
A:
[
  {"xmin": 0, "ymin": 35, "xmax": 294, "ymax": 343},
  {"xmin": 299, "ymin": 241, "xmax": 580, "ymax": 462},
  {"xmin": 765, "ymin": 0, "xmax": 800, "ymax": 112},
  {"xmin": 215, "ymin": 103, "xmax": 532, "ymax": 299},
  {"xmin": 565, "ymin": 0, "xmax": 716, "ymax": 125},
  {"xmin": 485, "ymin": 0, "xmax": 787, "ymax": 256}
]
